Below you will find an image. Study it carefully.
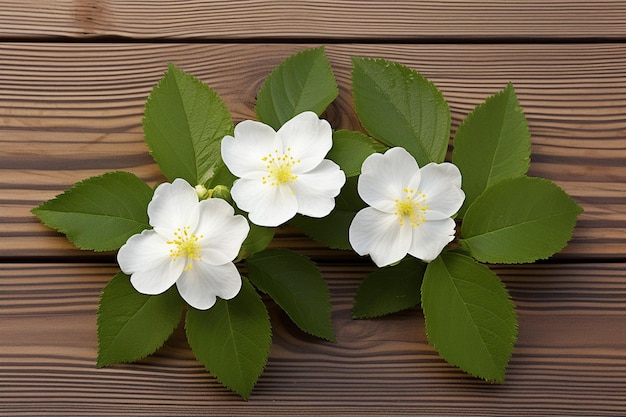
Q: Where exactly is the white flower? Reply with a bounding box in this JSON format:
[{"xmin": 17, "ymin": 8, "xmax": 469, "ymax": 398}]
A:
[
  {"xmin": 349, "ymin": 147, "xmax": 465, "ymax": 267},
  {"xmin": 117, "ymin": 178, "xmax": 250, "ymax": 310},
  {"xmin": 221, "ymin": 111, "xmax": 346, "ymax": 227}
]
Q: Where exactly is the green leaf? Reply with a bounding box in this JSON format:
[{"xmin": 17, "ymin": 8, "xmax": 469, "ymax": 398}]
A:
[
  {"xmin": 421, "ymin": 252, "xmax": 517, "ymax": 383},
  {"xmin": 461, "ymin": 176, "xmax": 583, "ymax": 263},
  {"xmin": 97, "ymin": 272, "xmax": 184, "ymax": 367},
  {"xmin": 206, "ymin": 163, "xmax": 237, "ymax": 189},
  {"xmin": 31, "ymin": 171, "xmax": 153, "ymax": 251},
  {"xmin": 289, "ymin": 176, "xmax": 365, "ymax": 250},
  {"xmin": 241, "ymin": 223, "xmax": 275, "ymax": 257},
  {"xmin": 289, "ymin": 211, "xmax": 354, "ymax": 250},
  {"xmin": 185, "ymin": 277, "xmax": 271, "ymax": 400},
  {"xmin": 246, "ymin": 248, "xmax": 335, "ymax": 341},
  {"xmin": 255, "ymin": 46, "xmax": 338, "ymax": 130},
  {"xmin": 353, "ymin": 257, "xmax": 425, "ymax": 319},
  {"xmin": 143, "ymin": 63, "xmax": 233, "ymax": 185},
  {"xmin": 452, "ymin": 83, "xmax": 531, "ymax": 215},
  {"xmin": 352, "ymin": 57, "xmax": 450, "ymax": 166},
  {"xmin": 327, "ymin": 129, "xmax": 386, "ymax": 177}
]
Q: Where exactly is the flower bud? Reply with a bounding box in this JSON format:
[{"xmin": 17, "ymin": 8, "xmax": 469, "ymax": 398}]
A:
[
  {"xmin": 194, "ymin": 184, "xmax": 210, "ymax": 200},
  {"xmin": 209, "ymin": 185, "xmax": 232, "ymax": 202}
]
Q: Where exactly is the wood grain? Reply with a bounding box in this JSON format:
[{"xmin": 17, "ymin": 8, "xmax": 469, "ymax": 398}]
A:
[
  {"xmin": 1, "ymin": 43, "xmax": 624, "ymax": 260},
  {"xmin": 1, "ymin": 1, "xmax": 626, "ymax": 40},
  {"xmin": 2, "ymin": 0, "xmax": 624, "ymax": 414},
  {"xmin": 1, "ymin": 262, "xmax": 625, "ymax": 415}
]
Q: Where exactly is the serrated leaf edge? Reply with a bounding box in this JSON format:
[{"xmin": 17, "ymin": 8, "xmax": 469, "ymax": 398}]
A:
[
  {"xmin": 142, "ymin": 63, "xmax": 233, "ymax": 184},
  {"xmin": 351, "ymin": 56, "xmax": 450, "ymax": 164},
  {"xmin": 256, "ymin": 46, "xmax": 338, "ymax": 129},
  {"xmin": 185, "ymin": 279, "xmax": 272, "ymax": 400},
  {"xmin": 461, "ymin": 176, "xmax": 584, "ymax": 264},
  {"xmin": 247, "ymin": 248, "xmax": 336, "ymax": 342},
  {"xmin": 215, "ymin": 294, "xmax": 271, "ymax": 400},
  {"xmin": 96, "ymin": 272, "xmax": 183, "ymax": 367},
  {"xmin": 452, "ymin": 82, "xmax": 531, "ymax": 215},
  {"xmin": 31, "ymin": 171, "xmax": 151, "ymax": 252},
  {"xmin": 422, "ymin": 253, "xmax": 518, "ymax": 383}
]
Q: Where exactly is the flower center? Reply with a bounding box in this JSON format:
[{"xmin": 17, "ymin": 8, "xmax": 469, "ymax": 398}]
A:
[
  {"xmin": 394, "ymin": 188, "xmax": 428, "ymax": 227},
  {"xmin": 168, "ymin": 226, "xmax": 203, "ymax": 270},
  {"xmin": 261, "ymin": 148, "xmax": 300, "ymax": 186}
]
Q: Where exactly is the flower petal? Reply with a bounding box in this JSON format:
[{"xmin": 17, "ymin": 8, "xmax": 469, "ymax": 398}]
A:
[
  {"xmin": 117, "ymin": 229, "xmax": 170, "ymax": 274},
  {"xmin": 349, "ymin": 207, "xmax": 412, "ymax": 267},
  {"xmin": 420, "ymin": 162, "xmax": 462, "ymax": 189},
  {"xmin": 117, "ymin": 230, "xmax": 183, "ymax": 295},
  {"xmin": 408, "ymin": 218, "xmax": 456, "ymax": 262},
  {"xmin": 358, "ymin": 147, "xmax": 421, "ymax": 213},
  {"xmin": 277, "ymin": 112, "xmax": 333, "ymax": 173},
  {"xmin": 424, "ymin": 187, "xmax": 466, "ymax": 221},
  {"xmin": 148, "ymin": 178, "xmax": 199, "ymax": 233},
  {"xmin": 419, "ymin": 162, "xmax": 465, "ymax": 218},
  {"xmin": 221, "ymin": 120, "xmax": 277, "ymax": 179},
  {"xmin": 195, "ymin": 198, "xmax": 250, "ymax": 265},
  {"xmin": 291, "ymin": 159, "xmax": 346, "ymax": 218},
  {"xmin": 129, "ymin": 260, "xmax": 184, "ymax": 295},
  {"xmin": 231, "ymin": 178, "xmax": 298, "ymax": 227},
  {"xmin": 176, "ymin": 261, "xmax": 242, "ymax": 310}
]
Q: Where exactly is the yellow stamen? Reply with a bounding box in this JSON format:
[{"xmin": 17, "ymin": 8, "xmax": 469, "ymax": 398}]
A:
[
  {"xmin": 394, "ymin": 189, "xmax": 428, "ymax": 227},
  {"xmin": 167, "ymin": 226, "xmax": 203, "ymax": 270},
  {"xmin": 261, "ymin": 149, "xmax": 299, "ymax": 186}
]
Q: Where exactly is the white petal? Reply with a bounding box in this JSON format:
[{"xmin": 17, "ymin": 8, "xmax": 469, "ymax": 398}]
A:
[
  {"xmin": 419, "ymin": 163, "xmax": 465, "ymax": 218},
  {"xmin": 118, "ymin": 229, "xmax": 183, "ymax": 295},
  {"xmin": 424, "ymin": 187, "xmax": 466, "ymax": 220},
  {"xmin": 195, "ymin": 198, "xmax": 250, "ymax": 264},
  {"xmin": 276, "ymin": 112, "xmax": 333, "ymax": 173},
  {"xmin": 221, "ymin": 120, "xmax": 277, "ymax": 179},
  {"xmin": 358, "ymin": 147, "xmax": 421, "ymax": 213},
  {"xmin": 349, "ymin": 207, "xmax": 412, "ymax": 267},
  {"xmin": 148, "ymin": 179, "xmax": 199, "ymax": 232},
  {"xmin": 290, "ymin": 159, "xmax": 346, "ymax": 218},
  {"xmin": 129, "ymin": 259, "xmax": 184, "ymax": 295},
  {"xmin": 117, "ymin": 229, "xmax": 170, "ymax": 274},
  {"xmin": 176, "ymin": 261, "xmax": 242, "ymax": 310},
  {"xmin": 408, "ymin": 218, "xmax": 456, "ymax": 263},
  {"xmin": 420, "ymin": 162, "xmax": 462, "ymax": 189},
  {"xmin": 231, "ymin": 178, "xmax": 298, "ymax": 227}
]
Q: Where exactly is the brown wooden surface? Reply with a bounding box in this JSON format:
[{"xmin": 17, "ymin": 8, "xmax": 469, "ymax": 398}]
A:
[
  {"xmin": 2, "ymin": 43, "xmax": 625, "ymax": 261},
  {"xmin": 2, "ymin": 263, "xmax": 626, "ymax": 415},
  {"xmin": 1, "ymin": 1, "xmax": 626, "ymax": 40},
  {"xmin": 1, "ymin": 2, "xmax": 625, "ymax": 416}
]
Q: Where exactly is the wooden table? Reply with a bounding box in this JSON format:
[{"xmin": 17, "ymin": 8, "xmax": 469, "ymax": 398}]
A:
[{"xmin": 1, "ymin": 2, "xmax": 625, "ymax": 415}]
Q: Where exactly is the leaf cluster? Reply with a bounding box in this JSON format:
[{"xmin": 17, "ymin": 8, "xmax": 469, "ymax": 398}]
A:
[
  {"xmin": 32, "ymin": 49, "xmax": 340, "ymax": 399},
  {"xmin": 348, "ymin": 57, "xmax": 583, "ymax": 383},
  {"xmin": 31, "ymin": 47, "xmax": 583, "ymax": 394}
]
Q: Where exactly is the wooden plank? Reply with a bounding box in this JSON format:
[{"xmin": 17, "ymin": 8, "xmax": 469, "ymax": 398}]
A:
[
  {"xmin": 1, "ymin": 262, "xmax": 625, "ymax": 415},
  {"xmin": 1, "ymin": 43, "xmax": 625, "ymax": 260},
  {"xmin": 1, "ymin": 1, "xmax": 626, "ymax": 40}
]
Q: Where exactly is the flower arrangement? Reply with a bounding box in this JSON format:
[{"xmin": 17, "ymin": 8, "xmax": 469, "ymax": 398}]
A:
[{"xmin": 32, "ymin": 47, "xmax": 582, "ymax": 399}]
